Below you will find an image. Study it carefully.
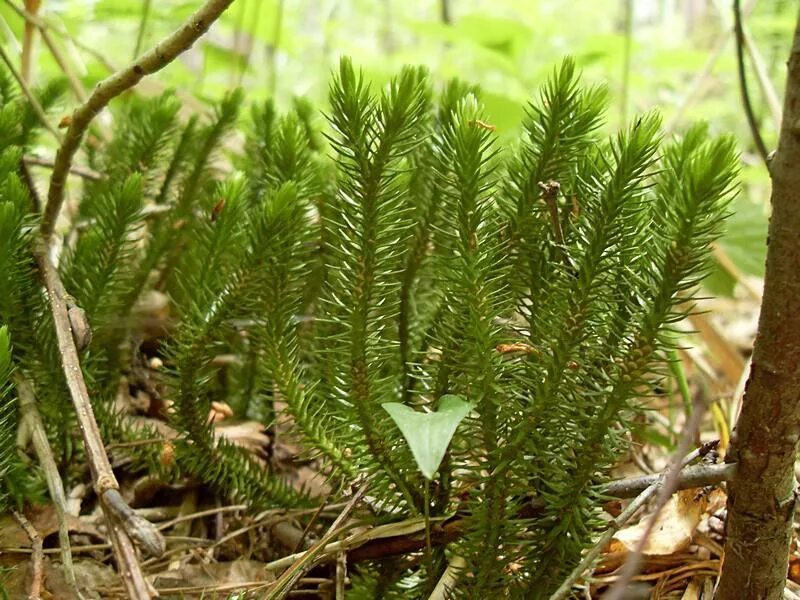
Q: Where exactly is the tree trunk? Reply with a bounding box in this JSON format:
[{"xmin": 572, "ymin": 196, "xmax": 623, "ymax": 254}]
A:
[{"xmin": 718, "ymin": 11, "xmax": 800, "ymax": 599}]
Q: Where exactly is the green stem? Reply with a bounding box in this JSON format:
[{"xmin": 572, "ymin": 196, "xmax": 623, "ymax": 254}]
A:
[
  {"xmin": 424, "ymin": 480, "xmax": 433, "ymax": 579},
  {"xmin": 267, "ymin": 0, "xmax": 285, "ymax": 96},
  {"xmin": 132, "ymin": 0, "xmax": 152, "ymax": 59},
  {"xmin": 620, "ymin": 0, "xmax": 633, "ymax": 126},
  {"xmin": 667, "ymin": 348, "xmax": 692, "ymax": 417}
]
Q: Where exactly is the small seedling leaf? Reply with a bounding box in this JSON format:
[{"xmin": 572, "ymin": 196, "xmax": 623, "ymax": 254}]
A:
[{"xmin": 382, "ymin": 395, "xmax": 473, "ymax": 480}]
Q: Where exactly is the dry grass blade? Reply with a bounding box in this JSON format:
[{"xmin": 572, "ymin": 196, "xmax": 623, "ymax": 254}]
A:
[{"xmin": 265, "ymin": 481, "xmax": 369, "ymax": 600}]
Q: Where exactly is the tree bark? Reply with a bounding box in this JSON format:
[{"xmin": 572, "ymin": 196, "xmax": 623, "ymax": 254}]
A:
[{"xmin": 717, "ymin": 11, "xmax": 800, "ymax": 599}]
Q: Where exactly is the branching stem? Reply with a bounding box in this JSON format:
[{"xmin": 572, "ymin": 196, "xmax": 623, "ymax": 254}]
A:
[{"xmin": 30, "ymin": 1, "xmax": 236, "ymax": 596}]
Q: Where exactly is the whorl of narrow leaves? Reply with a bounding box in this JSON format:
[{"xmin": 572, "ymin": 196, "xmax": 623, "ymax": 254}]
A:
[
  {"xmin": 317, "ymin": 58, "xmax": 430, "ymax": 510},
  {"xmin": 528, "ymin": 125, "xmax": 738, "ymax": 594},
  {"xmin": 177, "ymin": 89, "xmax": 243, "ymax": 214},
  {"xmin": 61, "ymin": 175, "xmax": 144, "ymax": 330},
  {"xmin": 0, "ymin": 326, "xmax": 19, "ymax": 512},
  {"xmin": 253, "ymin": 173, "xmax": 355, "ymax": 478},
  {"xmin": 429, "ymin": 94, "xmax": 515, "ymax": 596},
  {"xmin": 168, "ymin": 181, "xmax": 308, "ymax": 508},
  {"xmin": 0, "ymin": 68, "xmax": 67, "ymax": 149},
  {"xmin": 504, "ymin": 58, "xmax": 607, "ymax": 227},
  {"xmin": 0, "ymin": 141, "xmax": 72, "ymax": 459},
  {"xmin": 96, "ymin": 92, "xmax": 181, "ymax": 198},
  {"xmin": 0, "ymin": 148, "xmax": 36, "ymax": 344}
]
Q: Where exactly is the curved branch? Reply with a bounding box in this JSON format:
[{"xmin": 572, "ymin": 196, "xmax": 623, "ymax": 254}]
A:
[
  {"xmin": 734, "ymin": 0, "xmax": 769, "ymax": 167},
  {"xmin": 40, "ymin": 0, "xmax": 236, "ymax": 237},
  {"xmin": 31, "ymin": 1, "xmax": 237, "ymax": 597}
]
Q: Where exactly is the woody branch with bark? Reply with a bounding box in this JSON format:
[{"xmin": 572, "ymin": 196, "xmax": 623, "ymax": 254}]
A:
[
  {"xmin": 33, "ymin": 0, "xmax": 236, "ymax": 597},
  {"xmin": 718, "ymin": 9, "xmax": 800, "ymax": 600}
]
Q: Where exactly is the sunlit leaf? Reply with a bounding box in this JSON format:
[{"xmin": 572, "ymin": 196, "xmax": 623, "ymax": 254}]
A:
[{"xmin": 383, "ymin": 395, "xmax": 473, "ymax": 480}]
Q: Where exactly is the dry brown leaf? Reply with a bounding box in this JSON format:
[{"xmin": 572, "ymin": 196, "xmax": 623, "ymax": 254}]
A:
[
  {"xmin": 495, "ymin": 342, "xmax": 539, "ymax": 355},
  {"xmin": 789, "ymin": 555, "xmax": 800, "ymax": 584},
  {"xmin": 153, "ymin": 559, "xmax": 276, "ymax": 591},
  {"xmin": 613, "ymin": 488, "xmax": 709, "ymax": 556},
  {"xmin": 214, "ymin": 421, "xmax": 270, "ymax": 456}
]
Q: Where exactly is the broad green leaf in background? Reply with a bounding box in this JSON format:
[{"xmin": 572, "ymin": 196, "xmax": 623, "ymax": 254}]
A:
[{"xmin": 383, "ymin": 395, "xmax": 473, "ymax": 480}]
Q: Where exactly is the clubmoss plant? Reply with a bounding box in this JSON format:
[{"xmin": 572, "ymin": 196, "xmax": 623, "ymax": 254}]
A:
[{"xmin": 0, "ymin": 57, "xmax": 737, "ymax": 597}]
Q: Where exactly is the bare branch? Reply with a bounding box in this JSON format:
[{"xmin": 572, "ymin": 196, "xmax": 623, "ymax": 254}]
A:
[
  {"xmin": 550, "ymin": 442, "xmax": 716, "ymax": 600},
  {"xmin": 603, "ymin": 461, "xmax": 735, "ymax": 498},
  {"xmin": 733, "ymin": 0, "xmax": 770, "ymax": 167},
  {"xmin": 26, "ymin": 1, "xmax": 236, "ymax": 596},
  {"xmin": 12, "ymin": 509, "xmax": 43, "ymax": 600},
  {"xmin": 40, "ymin": 0, "xmax": 236, "ymax": 238},
  {"xmin": 23, "ymin": 155, "xmax": 104, "ymax": 182},
  {"xmin": 0, "ymin": 42, "xmax": 61, "ymax": 141},
  {"xmin": 603, "ymin": 401, "xmax": 706, "ymax": 600},
  {"xmin": 14, "ymin": 374, "xmax": 78, "ymax": 595}
]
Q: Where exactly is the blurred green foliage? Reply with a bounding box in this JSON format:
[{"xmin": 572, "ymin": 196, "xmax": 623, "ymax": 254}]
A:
[{"xmin": 0, "ymin": 0, "xmax": 794, "ymax": 289}]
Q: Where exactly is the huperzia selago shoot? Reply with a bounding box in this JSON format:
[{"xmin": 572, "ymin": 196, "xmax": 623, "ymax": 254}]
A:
[{"xmin": 0, "ymin": 56, "xmax": 737, "ymax": 598}]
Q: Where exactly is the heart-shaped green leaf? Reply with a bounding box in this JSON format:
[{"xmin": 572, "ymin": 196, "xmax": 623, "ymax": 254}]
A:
[{"xmin": 382, "ymin": 395, "xmax": 473, "ymax": 480}]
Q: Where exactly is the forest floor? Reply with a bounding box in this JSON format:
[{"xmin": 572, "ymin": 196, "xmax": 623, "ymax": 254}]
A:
[{"xmin": 0, "ymin": 271, "xmax": 794, "ymax": 599}]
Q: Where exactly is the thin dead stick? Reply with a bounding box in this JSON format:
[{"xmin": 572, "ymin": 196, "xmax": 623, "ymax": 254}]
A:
[
  {"xmin": 14, "ymin": 374, "xmax": 78, "ymax": 595},
  {"xmin": 3, "ymin": 0, "xmax": 116, "ymax": 73},
  {"xmin": 23, "ymin": 155, "xmax": 104, "ymax": 181},
  {"xmin": 31, "ymin": 243, "xmax": 158, "ymax": 599},
  {"xmin": 40, "ymin": 0, "xmax": 236, "ymax": 237},
  {"xmin": 733, "ymin": 0, "xmax": 769, "ymax": 167},
  {"xmin": 0, "ymin": 42, "xmax": 61, "ymax": 141},
  {"xmin": 38, "ymin": 23, "xmax": 88, "ymax": 104},
  {"xmin": 602, "ymin": 401, "xmax": 707, "ymax": 600},
  {"xmin": 603, "ymin": 462, "xmax": 735, "ymax": 498},
  {"xmin": 665, "ymin": 33, "xmax": 729, "ymax": 132},
  {"xmin": 12, "ymin": 509, "xmax": 44, "ymax": 600},
  {"xmin": 293, "ymin": 491, "xmax": 332, "ymax": 552},
  {"xmin": 549, "ymin": 443, "xmax": 712, "ymax": 600},
  {"xmin": 20, "ymin": 0, "xmax": 40, "ymax": 83},
  {"xmin": 276, "ymin": 459, "xmax": 737, "ymax": 568},
  {"xmin": 743, "ymin": 27, "xmax": 782, "ymax": 134},
  {"xmin": 6, "ymin": 1, "xmax": 209, "ymax": 116},
  {"xmin": 209, "ymin": 505, "xmax": 346, "ymax": 551},
  {"xmin": 28, "ymin": 1, "xmax": 235, "ymax": 596},
  {"xmin": 665, "ymin": 0, "xmax": 757, "ymax": 132},
  {"xmin": 157, "ymin": 504, "xmax": 249, "ymax": 531},
  {"xmin": 335, "ymin": 551, "xmax": 346, "ymax": 600}
]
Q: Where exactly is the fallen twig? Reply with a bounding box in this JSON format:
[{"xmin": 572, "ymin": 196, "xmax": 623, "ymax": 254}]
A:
[
  {"xmin": 31, "ymin": 243, "xmax": 159, "ymax": 598},
  {"xmin": 733, "ymin": 0, "xmax": 769, "ymax": 167},
  {"xmin": 14, "ymin": 374, "xmax": 78, "ymax": 595},
  {"xmin": 23, "ymin": 155, "xmax": 104, "ymax": 181},
  {"xmin": 549, "ymin": 443, "xmax": 712, "ymax": 600},
  {"xmin": 12, "ymin": 509, "xmax": 44, "ymax": 600},
  {"xmin": 603, "ymin": 462, "xmax": 735, "ymax": 498},
  {"xmin": 602, "ymin": 399, "xmax": 707, "ymax": 600},
  {"xmin": 39, "ymin": 0, "xmax": 236, "ymax": 237}
]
